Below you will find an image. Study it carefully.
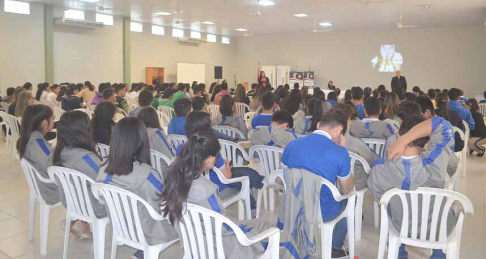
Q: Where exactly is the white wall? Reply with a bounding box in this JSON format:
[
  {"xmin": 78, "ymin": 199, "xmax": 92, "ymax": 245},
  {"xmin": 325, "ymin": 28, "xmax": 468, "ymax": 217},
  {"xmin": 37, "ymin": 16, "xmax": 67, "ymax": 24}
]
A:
[
  {"xmin": 0, "ymin": 2, "xmax": 45, "ymax": 94},
  {"xmin": 235, "ymin": 27, "xmax": 486, "ymax": 96},
  {"xmin": 131, "ymin": 28, "xmax": 236, "ymax": 86}
]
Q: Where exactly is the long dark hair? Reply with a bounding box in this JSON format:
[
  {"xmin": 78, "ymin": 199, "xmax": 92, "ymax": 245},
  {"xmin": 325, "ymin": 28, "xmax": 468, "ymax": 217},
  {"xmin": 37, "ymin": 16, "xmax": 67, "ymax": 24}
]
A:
[
  {"xmin": 210, "ymin": 85, "xmax": 221, "ymax": 102},
  {"xmin": 308, "ymin": 99, "xmax": 325, "ymax": 132},
  {"xmin": 281, "ymin": 89, "xmax": 302, "ymax": 115},
  {"xmin": 91, "ymin": 101, "xmax": 117, "ymax": 145},
  {"xmin": 35, "ymin": 83, "xmax": 49, "ymax": 101},
  {"xmin": 234, "ymin": 84, "xmax": 246, "ymax": 103},
  {"xmin": 104, "ymin": 117, "xmax": 151, "ymax": 176},
  {"xmin": 53, "ymin": 111, "xmax": 100, "ymax": 165},
  {"xmin": 208, "ymin": 82, "xmax": 217, "ymax": 94},
  {"xmin": 161, "ymin": 131, "xmax": 221, "ymax": 224},
  {"xmin": 137, "ymin": 107, "xmax": 162, "ymax": 130},
  {"xmin": 435, "ymin": 93, "xmax": 450, "ymax": 121},
  {"xmin": 219, "ymin": 95, "xmax": 234, "ymax": 116},
  {"xmin": 85, "ymin": 81, "xmax": 94, "ymax": 92},
  {"xmin": 466, "ymin": 98, "xmax": 479, "ymax": 113},
  {"xmin": 17, "ymin": 105, "xmax": 53, "ymax": 158},
  {"xmin": 185, "ymin": 111, "xmax": 212, "ymax": 137}
]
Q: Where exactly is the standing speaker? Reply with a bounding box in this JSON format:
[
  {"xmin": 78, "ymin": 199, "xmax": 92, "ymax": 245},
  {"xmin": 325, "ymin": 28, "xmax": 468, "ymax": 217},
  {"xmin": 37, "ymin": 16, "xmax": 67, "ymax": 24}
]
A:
[{"xmin": 215, "ymin": 66, "xmax": 223, "ymax": 79}]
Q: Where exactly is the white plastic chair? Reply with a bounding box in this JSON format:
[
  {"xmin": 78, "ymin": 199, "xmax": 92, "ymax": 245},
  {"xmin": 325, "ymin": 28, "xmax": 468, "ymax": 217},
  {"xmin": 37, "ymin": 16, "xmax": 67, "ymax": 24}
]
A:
[
  {"xmin": 244, "ymin": 112, "xmax": 256, "ymax": 130},
  {"xmin": 52, "ymin": 107, "xmax": 65, "ymax": 122},
  {"xmin": 114, "ymin": 113, "xmax": 124, "ymax": 122},
  {"xmin": 75, "ymin": 108, "xmax": 94, "ymax": 119},
  {"xmin": 47, "ymin": 167, "xmax": 109, "ymax": 259},
  {"xmin": 462, "ymin": 120, "xmax": 470, "ymax": 159},
  {"xmin": 178, "ymin": 202, "xmax": 280, "ymax": 259},
  {"xmin": 20, "ymin": 159, "xmax": 62, "ymax": 256},
  {"xmin": 157, "ymin": 106, "xmax": 175, "ymax": 120},
  {"xmin": 248, "ymin": 145, "xmax": 283, "ymax": 218},
  {"xmin": 207, "ymin": 104, "xmax": 220, "ymax": 119},
  {"xmin": 150, "ymin": 149, "xmax": 171, "ymax": 180},
  {"xmin": 96, "ymin": 143, "xmax": 110, "ymax": 158},
  {"xmin": 235, "ymin": 102, "xmax": 250, "ymax": 118},
  {"xmin": 91, "ymin": 183, "xmax": 179, "ymax": 259},
  {"xmin": 213, "ymin": 125, "xmax": 246, "ymax": 140},
  {"xmin": 479, "ymin": 103, "xmax": 486, "ymax": 117},
  {"xmin": 5, "ymin": 113, "xmax": 20, "ymax": 160},
  {"xmin": 349, "ymin": 152, "xmax": 379, "ymax": 240},
  {"xmin": 0, "ymin": 111, "xmax": 9, "ymax": 151},
  {"xmin": 361, "ymin": 138, "xmax": 386, "ymax": 158},
  {"xmin": 167, "ymin": 134, "xmax": 187, "ymax": 154},
  {"xmin": 0, "ymin": 101, "xmax": 9, "ymax": 111},
  {"xmin": 452, "ymin": 126, "xmax": 466, "ymax": 179},
  {"xmin": 156, "ymin": 110, "xmax": 171, "ymax": 135},
  {"xmin": 377, "ymin": 188, "xmax": 474, "ymax": 259},
  {"xmin": 118, "ymin": 108, "xmax": 128, "ymax": 117}
]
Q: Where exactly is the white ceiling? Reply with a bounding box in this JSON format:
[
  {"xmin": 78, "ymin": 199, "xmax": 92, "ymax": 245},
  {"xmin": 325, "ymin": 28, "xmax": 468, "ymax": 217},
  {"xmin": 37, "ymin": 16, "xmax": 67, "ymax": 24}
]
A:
[{"xmin": 26, "ymin": 0, "xmax": 486, "ymax": 36}]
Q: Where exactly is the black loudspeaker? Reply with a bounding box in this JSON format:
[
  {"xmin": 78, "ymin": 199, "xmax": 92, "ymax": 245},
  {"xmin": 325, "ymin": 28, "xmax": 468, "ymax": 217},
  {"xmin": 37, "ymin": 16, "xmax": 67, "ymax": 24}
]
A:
[{"xmin": 215, "ymin": 66, "xmax": 223, "ymax": 79}]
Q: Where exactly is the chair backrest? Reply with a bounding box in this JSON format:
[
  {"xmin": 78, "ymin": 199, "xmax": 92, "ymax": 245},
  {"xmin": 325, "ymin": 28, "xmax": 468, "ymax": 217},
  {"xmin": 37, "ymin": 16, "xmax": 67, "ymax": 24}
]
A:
[
  {"xmin": 207, "ymin": 104, "xmax": 220, "ymax": 119},
  {"xmin": 96, "ymin": 143, "xmax": 110, "ymax": 158},
  {"xmin": 47, "ymin": 166, "xmax": 97, "ymax": 220},
  {"xmin": 452, "ymin": 126, "xmax": 465, "ymax": 142},
  {"xmin": 349, "ymin": 152, "xmax": 371, "ymax": 175},
  {"xmin": 157, "ymin": 106, "xmax": 174, "ymax": 120},
  {"xmin": 167, "ymin": 134, "xmax": 188, "ymax": 154},
  {"xmin": 479, "ymin": 103, "xmax": 486, "ymax": 117},
  {"xmin": 150, "ymin": 149, "xmax": 171, "ymax": 179},
  {"xmin": 91, "ymin": 183, "xmax": 165, "ymax": 249},
  {"xmin": 249, "ymin": 145, "xmax": 283, "ymax": 179},
  {"xmin": 118, "ymin": 108, "xmax": 128, "ymax": 117},
  {"xmin": 20, "ymin": 158, "xmax": 53, "ymax": 202},
  {"xmin": 379, "ymin": 187, "xmax": 473, "ymax": 247},
  {"xmin": 52, "ymin": 107, "xmax": 65, "ymax": 121},
  {"xmin": 218, "ymin": 139, "xmax": 250, "ymax": 166},
  {"xmin": 156, "ymin": 110, "xmax": 171, "ymax": 127},
  {"xmin": 114, "ymin": 113, "xmax": 124, "ymax": 122},
  {"xmin": 0, "ymin": 102, "xmax": 9, "ymax": 111},
  {"xmin": 75, "ymin": 108, "xmax": 94, "ymax": 119},
  {"xmin": 244, "ymin": 112, "xmax": 256, "ymax": 130},
  {"xmin": 462, "ymin": 120, "xmax": 470, "ymax": 139},
  {"xmin": 213, "ymin": 125, "xmax": 246, "ymax": 140},
  {"xmin": 235, "ymin": 103, "xmax": 250, "ymax": 118},
  {"xmin": 361, "ymin": 138, "xmax": 386, "ymax": 158},
  {"xmin": 5, "ymin": 113, "xmax": 20, "ymax": 136}
]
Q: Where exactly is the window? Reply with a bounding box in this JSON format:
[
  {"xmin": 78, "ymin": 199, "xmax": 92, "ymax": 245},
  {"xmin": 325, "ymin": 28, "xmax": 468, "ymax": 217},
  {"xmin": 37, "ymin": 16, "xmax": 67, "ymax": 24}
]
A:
[
  {"xmin": 64, "ymin": 9, "xmax": 85, "ymax": 20},
  {"xmin": 172, "ymin": 28, "xmax": 184, "ymax": 38},
  {"xmin": 4, "ymin": 0, "xmax": 30, "ymax": 15},
  {"xmin": 222, "ymin": 36, "xmax": 230, "ymax": 45},
  {"xmin": 190, "ymin": 31, "xmax": 201, "ymax": 39},
  {"xmin": 152, "ymin": 25, "xmax": 165, "ymax": 35},
  {"xmin": 130, "ymin": 22, "xmax": 143, "ymax": 32},
  {"xmin": 207, "ymin": 34, "xmax": 217, "ymax": 43},
  {"xmin": 96, "ymin": 13, "xmax": 113, "ymax": 26}
]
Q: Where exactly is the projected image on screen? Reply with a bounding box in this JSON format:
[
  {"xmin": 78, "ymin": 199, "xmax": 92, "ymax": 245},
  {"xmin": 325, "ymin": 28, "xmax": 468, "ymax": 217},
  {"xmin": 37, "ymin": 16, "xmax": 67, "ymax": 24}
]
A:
[{"xmin": 371, "ymin": 45, "xmax": 403, "ymax": 72}]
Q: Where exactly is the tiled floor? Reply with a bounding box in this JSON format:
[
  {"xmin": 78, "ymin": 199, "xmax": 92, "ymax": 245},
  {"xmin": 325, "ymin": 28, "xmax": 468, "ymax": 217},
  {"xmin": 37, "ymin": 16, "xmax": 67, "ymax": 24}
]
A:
[{"xmin": 0, "ymin": 140, "xmax": 484, "ymax": 258}]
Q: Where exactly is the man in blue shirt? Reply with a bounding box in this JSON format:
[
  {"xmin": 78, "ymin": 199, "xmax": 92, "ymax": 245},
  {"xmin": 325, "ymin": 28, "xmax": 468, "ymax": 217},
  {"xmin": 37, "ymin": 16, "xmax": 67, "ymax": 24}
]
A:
[
  {"xmin": 448, "ymin": 88, "xmax": 475, "ymax": 130},
  {"xmin": 251, "ymin": 92, "xmax": 276, "ymax": 129},
  {"xmin": 351, "ymin": 86, "xmax": 365, "ymax": 120},
  {"xmin": 282, "ymin": 109, "xmax": 354, "ymax": 258},
  {"xmin": 168, "ymin": 98, "xmax": 190, "ymax": 135}
]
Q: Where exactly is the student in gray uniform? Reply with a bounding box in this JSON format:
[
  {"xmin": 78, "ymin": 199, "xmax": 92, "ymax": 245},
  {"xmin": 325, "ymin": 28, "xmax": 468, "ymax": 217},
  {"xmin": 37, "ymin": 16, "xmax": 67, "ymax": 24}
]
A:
[
  {"xmin": 161, "ymin": 131, "xmax": 270, "ymax": 258},
  {"xmin": 350, "ymin": 97, "xmax": 397, "ymax": 139},
  {"xmin": 333, "ymin": 103, "xmax": 379, "ymax": 190},
  {"xmin": 293, "ymin": 98, "xmax": 331, "ymax": 135},
  {"xmin": 212, "ymin": 95, "xmax": 249, "ymax": 138},
  {"xmin": 50, "ymin": 110, "xmax": 106, "ymax": 238},
  {"xmin": 96, "ymin": 117, "xmax": 178, "ymax": 259},
  {"xmin": 17, "ymin": 105, "xmax": 59, "ymax": 205},
  {"xmin": 368, "ymin": 115, "xmax": 457, "ymax": 259},
  {"xmin": 91, "ymin": 101, "xmax": 117, "ymax": 145},
  {"xmin": 251, "ymin": 110, "xmax": 298, "ymax": 148},
  {"xmin": 136, "ymin": 107, "xmax": 174, "ymax": 158}
]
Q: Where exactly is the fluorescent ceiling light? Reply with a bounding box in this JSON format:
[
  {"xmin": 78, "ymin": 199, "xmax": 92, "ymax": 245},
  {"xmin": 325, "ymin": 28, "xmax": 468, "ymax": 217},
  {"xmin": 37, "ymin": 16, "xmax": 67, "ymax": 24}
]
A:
[
  {"xmin": 319, "ymin": 22, "xmax": 333, "ymax": 27},
  {"xmin": 202, "ymin": 21, "xmax": 215, "ymax": 25},
  {"xmin": 153, "ymin": 11, "xmax": 171, "ymax": 16},
  {"xmin": 259, "ymin": 0, "xmax": 275, "ymax": 6},
  {"xmin": 235, "ymin": 28, "xmax": 247, "ymax": 32},
  {"xmin": 294, "ymin": 13, "xmax": 307, "ymax": 18},
  {"xmin": 418, "ymin": 5, "xmax": 432, "ymax": 9}
]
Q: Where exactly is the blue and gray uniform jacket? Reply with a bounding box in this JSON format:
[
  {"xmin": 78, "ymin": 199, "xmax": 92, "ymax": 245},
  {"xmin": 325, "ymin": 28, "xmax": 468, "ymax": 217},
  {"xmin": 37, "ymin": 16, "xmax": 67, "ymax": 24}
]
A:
[
  {"xmin": 350, "ymin": 118, "xmax": 397, "ymax": 140},
  {"xmin": 211, "ymin": 114, "xmax": 249, "ymax": 139},
  {"xmin": 345, "ymin": 132, "xmax": 379, "ymax": 191},
  {"xmin": 250, "ymin": 126, "xmax": 297, "ymax": 149}
]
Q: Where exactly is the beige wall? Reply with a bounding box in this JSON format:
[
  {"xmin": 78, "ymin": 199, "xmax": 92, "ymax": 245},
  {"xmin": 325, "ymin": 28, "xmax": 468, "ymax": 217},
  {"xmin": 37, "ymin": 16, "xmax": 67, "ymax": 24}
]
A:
[
  {"xmin": 235, "ymin": 27, "xmax": 486, "ymax": 96},
  {"xmin": 0, "ymin": 3, "xmax": 45, "ymax": 94}
]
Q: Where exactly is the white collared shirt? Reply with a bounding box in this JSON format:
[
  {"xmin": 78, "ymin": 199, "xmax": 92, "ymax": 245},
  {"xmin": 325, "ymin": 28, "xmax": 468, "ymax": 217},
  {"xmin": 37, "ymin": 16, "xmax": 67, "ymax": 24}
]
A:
[
  {"xmin": 313, "ymin": 130, "xmax": 332, "ymax": 140},
  {"xmin": 362, "ymin": 118, "xmax": 380, "ymax": 123}
]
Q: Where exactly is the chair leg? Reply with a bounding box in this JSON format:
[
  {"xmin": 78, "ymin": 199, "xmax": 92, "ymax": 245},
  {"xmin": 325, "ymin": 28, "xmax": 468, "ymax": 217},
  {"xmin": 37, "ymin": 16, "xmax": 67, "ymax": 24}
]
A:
[
  {"xmin": 387, "ymin": 236, "xmax": 400, "ymax": 259},
  {"xmin": 244, "ymin": 194, "xmax": 252, "ymax": 220},
  {"xmin": 28, "ymin": 195, "xmax": 36, "ymax": 240},
  {"xmin": 355, "ymin": 193, "xmax": 364, "ymax": 241},
  {"xmin": 262, "ymin": 188, "xmax": 268, "ymax": 210},
  {"xmin": 346, "ymin": 197, "xmax": 355, "ymax": 259},
  {"xmin": 269, "ymin": 189, "xmax": 275, "ymax": 211},
  {"xmin": 63, "ymin": 217, "xmax": 71, "ymax": 259},
  {"xmin": 144, "ymin": 246, "xmax": 160, "ymax": 259},
  {"xmin": 256, "ymin": 189, "xmax": 263, "ymax": 218},
  {"xmin": 373, "ymin": 201, "xmax": 379, "ymax": 228},
  {"xmin": 321, "ymin": 224, "xmax": 334, "ymax": 259},
  {"xmin": 93, "ymin": 219, "xmax": 108, "ymax": 259},
  {"xmin": 39, "ymin": 203, "xmax": 51, "ymax": 256},
  {"xmin": 110, "ymin": 236, "xmax": 118, "ymax": 259},
  {"xmin": 237, "ymin": 200, "xmax": 244, "ymax": 221}
]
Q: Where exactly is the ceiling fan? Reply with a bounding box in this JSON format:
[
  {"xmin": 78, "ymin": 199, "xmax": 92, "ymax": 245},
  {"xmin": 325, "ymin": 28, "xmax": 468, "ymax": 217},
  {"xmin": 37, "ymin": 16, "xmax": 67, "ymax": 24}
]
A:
[
  {"xmin": 350, "ymin": 0, "xmax": 394, "ymax": 7},
  {"xmin": 397, "ymin": 14, "xmax": 418, "ymax": 29}
]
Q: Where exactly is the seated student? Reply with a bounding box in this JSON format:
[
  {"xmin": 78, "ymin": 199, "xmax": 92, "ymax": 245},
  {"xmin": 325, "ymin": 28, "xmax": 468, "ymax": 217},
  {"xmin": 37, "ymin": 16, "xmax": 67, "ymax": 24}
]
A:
[
  {"xmin": 177, "ymin": 112, "xmax": 263, "ymax": 213},
  {"xmin": 368, "ymin": 115, "xmax": 458, "ymax": 259},
  {"xmin": 465, "ymin": 99, "xmax": 486, "ymax": 156},
  {"xmin": 234, "ymin": 84, "xmax": 250, "ymax": 105},
  {"xmin": 102, "ymin": 88, "xmax": 115, "ymax": 103},
  {"xmin": 214, "ymin": 82, "xmax": 230, "ymax": 105},
  {"xmin": 155, "ymin": 88, "xmax": 178, "ymax": 110},
  {"xmin": 282, "ymin": 109, "xmax": 354, "ymax": 258},
  {"xmin": 2, "ymin": 87, "xmax": 15, "ymax": 104},
  {"xmin": 327, "ymin": 91, "xmax": 339, "ymax": 106},
  {"xmin": 480, "ymin": 91, "xmax": 486, "ymax": 104},
  {"xmin": 294, "ymin": 98, "xmax": 329, "ymax": 134},
  {"xmin": 114, "ymin": 84, "xmax": 130, "ymax": 112},
  {"xmin": 350, "ymin": 97, "xmax": 397, "ymax": 139},
  {"xmin": 247, "ymin": 83, "xmax": 258, "ymax": 98},
  {"xmin": 50, "ymin": 110, "xmax": 106, "ymax": 238},
  {"xmin": 61, "ymin": 84, "xmax": 82, "ymax": 112},
  {"xmin": 251, "ymin": 92, "xmax": 276, "ymax": 129},
  {"xmin": 89, "ymin": 83, "xmax": 111, "ymax": 109},
  {"xmin": 448, "ymin": 88, "xmax": 475, "ymax": 130},
  {"xmin": 168, "ymin": 98, "xmax": 191, "ymax": 135},
  {"xmin": 435, "ymin": 93, "xmax": 465, "ymax": 152},
  {"xmin": 91, "ymin": 101, "xmax": 117, "ymax": 145},
  {"xmin": 17, "ymin": 105, "xmax": 59, "ymax": 205},
  {"xmin": 96, "ymin": 117, "xmax": 177, "ymax": 259},
  {"xmin": 212, "ymin": 95, "xmax": 248, "ymax": 138},
  {"xmin": 333, "ymin": 103, "xmax": 379, "ymax": 190},
  {"xmin": 351, "ymin": 86, "xmax": 365, "ymax": 120},
  {"xmin": 161, "ymin": 131, "xmax": 269, "ymax": 256},
  {"xmin": 191, "ymin": 96, "xmax": 207, "ymax": 112},
  {"xmin": 427, "ymin": 89, "xmax": 437, "ymax": 106},
  {"xmin": 129, "ymin": 90, "xmax": 153, "ymax": 117},
  {"xmin": 137, "ymin": 107, "xmax": 174, "ymax": 158},
  {"xmin": 251, "ymin": 110, "xmax": 298, "ymax": 149}
]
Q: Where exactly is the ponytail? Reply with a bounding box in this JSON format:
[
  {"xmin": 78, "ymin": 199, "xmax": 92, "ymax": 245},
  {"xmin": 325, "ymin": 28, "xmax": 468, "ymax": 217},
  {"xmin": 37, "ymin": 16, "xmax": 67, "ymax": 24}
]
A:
[
  {"xmin": 436, "ymin": 93, "xmax": 450, "ymax": 121},
  {"xmin": 17, "ymin": 105, "xmax": 53, "ymax": 158},
  {"xmin": 308, "ymin": 98, "xmax": 325, "ymax": 132}
]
